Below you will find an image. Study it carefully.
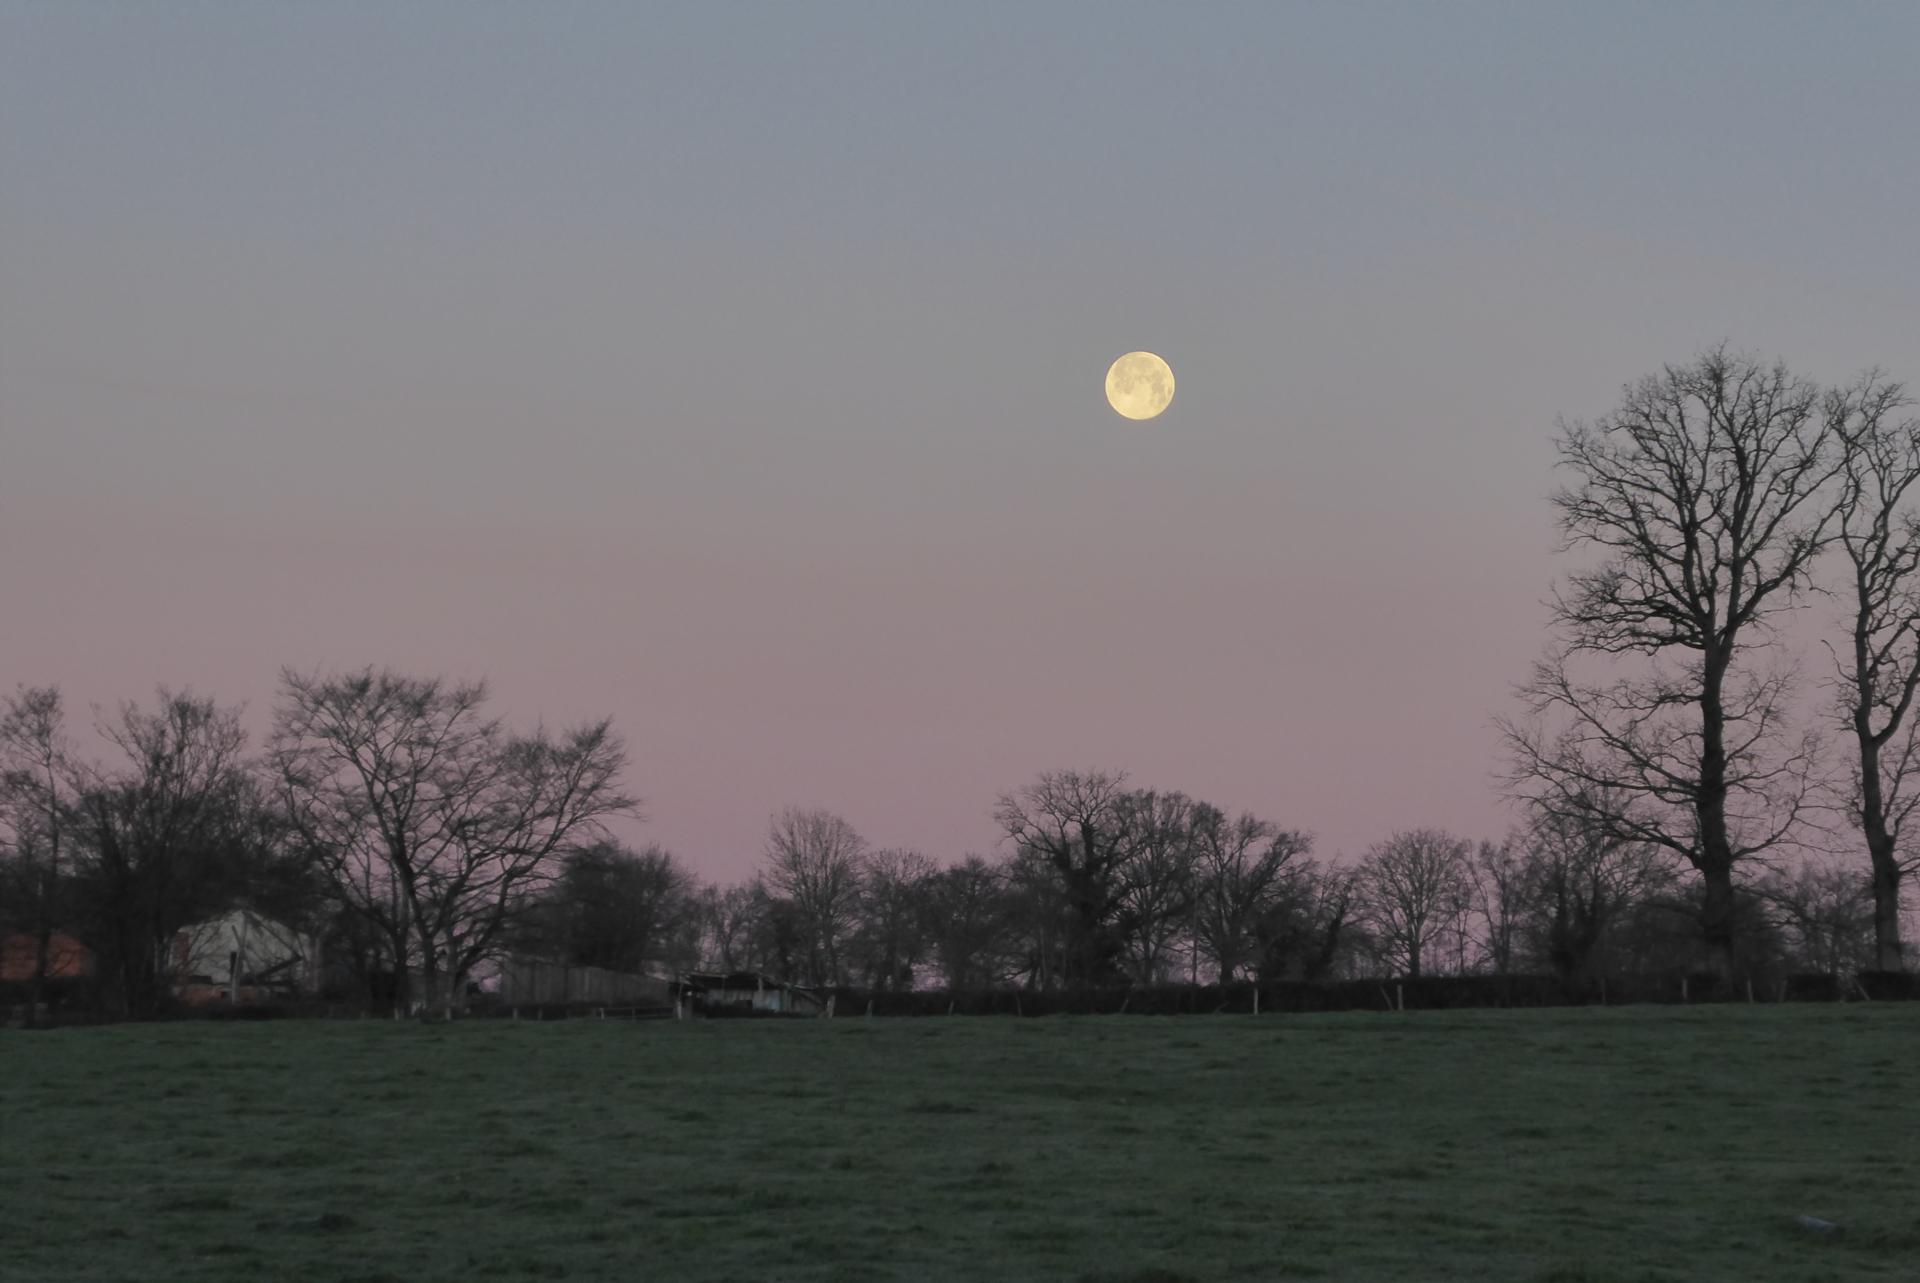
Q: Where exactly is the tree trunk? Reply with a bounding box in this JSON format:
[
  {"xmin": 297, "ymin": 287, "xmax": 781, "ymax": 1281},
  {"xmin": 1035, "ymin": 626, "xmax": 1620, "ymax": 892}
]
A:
[
  {"xmin": 1855, "ymin": 718, "xmax": 1906, "ymax": 971},
  {"xmin": 112, "ymin": 914, "xmax": 143, "ymax": 1018},
  {"xmin": 1696, "ymin": 651, "xmax": 1738, "ymax": 981},
  {"xmin": 27, "ymin": 921, "xmax": 52, "ymax": 1030},
  {"xmin": 391, "ymin": 954, "xmax": 410, "ymax": 1019},
  {"xmin": 418, "ymin": 961, "xmax": 438, "ymax": 1020},
  {"xmin": 1698, "ymin": 862, "xmax": 1737, "ymax": 982},
  {"xmin": 1869, "ymin": 851, "xmax": 1905, "ymax": 972},
  {"xmin": 27, "ymin": 761, "xmax": 62, "ymax": 1029}
]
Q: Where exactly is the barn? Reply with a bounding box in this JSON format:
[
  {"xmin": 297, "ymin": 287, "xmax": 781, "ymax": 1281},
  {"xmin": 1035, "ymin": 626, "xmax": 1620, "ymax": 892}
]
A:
[
  {"xmin": 674, "ymin": 971, "xmax": 825, "ymax": 1017},
  {"xmin": 171, "ymin": 909, "xmax": 318, "ymax": 1005}
]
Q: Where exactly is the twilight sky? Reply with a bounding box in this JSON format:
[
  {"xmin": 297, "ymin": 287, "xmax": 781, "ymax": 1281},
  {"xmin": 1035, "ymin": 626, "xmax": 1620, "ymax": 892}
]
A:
[{"xmin": 4, "ymin": 4, "xmax": 1918, "ymax": 883}]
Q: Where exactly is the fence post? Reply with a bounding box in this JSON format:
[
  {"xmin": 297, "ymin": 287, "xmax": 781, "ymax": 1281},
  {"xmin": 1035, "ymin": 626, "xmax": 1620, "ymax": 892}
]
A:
[
  {"xmin": 1396, "ymin": 983, "xmax": 1404, "ymax": 1013},
  {"xmin": 1253, "ymin": 987, "xmax": 1260, "ymax": 1016}
]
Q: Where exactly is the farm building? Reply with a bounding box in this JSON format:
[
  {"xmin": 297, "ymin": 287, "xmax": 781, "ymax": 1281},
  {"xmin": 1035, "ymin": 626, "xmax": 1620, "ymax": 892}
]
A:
[
  {"xmin": 674, "ymin": 971, "xmax": 825, "ymax": 1016},
  {"xmin": 0, "ymin": 931, "xmax": 94, "ymax": 982},
  {"xmin": 171, "ymin": 909, "xmax": 318, "ymax": 1005}
]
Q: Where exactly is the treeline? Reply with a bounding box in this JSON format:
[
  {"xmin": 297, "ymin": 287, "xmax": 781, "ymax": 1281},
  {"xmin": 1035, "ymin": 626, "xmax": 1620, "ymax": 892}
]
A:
[
  {"xmin": 0, "ymin": 672, "xmax": 631, "ymax": 1023},
  {"xmin": 514, "ymin": 776, "xmax": 1890, "ymax": 998},
  {"xmin": 5, "ymin": 346, "xmax": 1919, "ymax": 1022},
  {"xmin": 0, "ymin": 696, "xmax": 1893, "ymax": 1025}
]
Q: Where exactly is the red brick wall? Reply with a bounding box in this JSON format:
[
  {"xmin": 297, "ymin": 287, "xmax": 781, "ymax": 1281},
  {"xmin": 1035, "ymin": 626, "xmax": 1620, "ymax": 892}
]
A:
[{"xmin": 0, "ymin": 932, "xmax": 94, "ymax": 981}]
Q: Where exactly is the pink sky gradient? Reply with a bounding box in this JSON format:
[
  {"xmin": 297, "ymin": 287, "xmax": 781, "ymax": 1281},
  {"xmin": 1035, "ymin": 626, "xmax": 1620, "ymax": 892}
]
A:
[{"xmin": 6, "ymin": 6, "xmax": 1919, "ymax": 884}]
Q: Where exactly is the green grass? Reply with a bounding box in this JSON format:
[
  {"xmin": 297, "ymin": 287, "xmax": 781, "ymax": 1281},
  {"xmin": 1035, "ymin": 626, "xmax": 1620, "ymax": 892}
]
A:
[{"xmin": 3, "ymin": 1006, "xmax": 1917, "ymax": 1282}]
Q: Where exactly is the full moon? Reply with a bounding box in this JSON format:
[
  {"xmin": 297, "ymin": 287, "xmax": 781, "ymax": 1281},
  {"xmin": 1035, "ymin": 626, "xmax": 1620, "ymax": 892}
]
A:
[{"xmin": 1105, "ymin": 351, "xmax": 1175, "ymax": 420}]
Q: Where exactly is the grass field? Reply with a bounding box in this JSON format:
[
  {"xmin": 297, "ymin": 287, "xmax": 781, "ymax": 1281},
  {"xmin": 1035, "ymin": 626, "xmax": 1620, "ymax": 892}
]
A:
[{"xmin": 3, "ymin": 1007, "xmax": 1916, "ymax": 1282}]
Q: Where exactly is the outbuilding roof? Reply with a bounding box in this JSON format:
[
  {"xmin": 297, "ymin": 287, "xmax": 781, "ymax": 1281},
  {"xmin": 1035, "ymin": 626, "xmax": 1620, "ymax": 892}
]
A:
[{"xmin": 676, "ymin": 970, "xmax": 819, "ymax": 994}]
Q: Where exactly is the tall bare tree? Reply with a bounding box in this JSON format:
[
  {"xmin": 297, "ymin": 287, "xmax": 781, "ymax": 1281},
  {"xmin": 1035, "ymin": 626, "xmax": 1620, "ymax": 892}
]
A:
[
  {"xmin": 760, "ymin": 806, "xmax": 867, "ymax": 986},
  {"xmin": 1189, "ymin": 803, "xmax": 1311, "ymax": 984},
  {"xmin": 1466, "ymin": 836, "xmax": 1527, "ymax": 976},
  {"xmin": 1827, "ymin": 372, "xmax": 1920, "ymax": 971},
  {"xmin": 1357, "ymin": 829, "xmax": 1470, "ymax": 978},
  {"xmin": 1, "ymin": 686, "xmax": 71, "ymax": 1024},
  {"xmin": 273, "ymin": 668, "xmax": 634, "ymax": 1017},
  {"xmin": 1505, "ymin": 349, "xmax": 1845, "ymax": 977},
  {"xmin": 852, "ymin": 847, "xmax": 936, "ymax": 990},
  {"xmin": 993, "ymin": 769, "xmax": 1137, "ymax": 985},
  {"xmin": 66, "ymin": 691, "xmax": 270, "ymax": 1015},
  {"xmin": 1113, "ymin": 789, "xmax": 1199, "ymax": 983},
  {"xmin": 922, "ymin": 855, "xmax": 1012, "ymax": 990}
]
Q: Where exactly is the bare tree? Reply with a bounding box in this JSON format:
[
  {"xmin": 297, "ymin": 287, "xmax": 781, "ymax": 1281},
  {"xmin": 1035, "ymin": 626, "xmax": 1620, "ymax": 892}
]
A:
[
  {"xmin": 1000, "ymin": 847, "xmax": 1074, "ymax": 989},
  {"xmin": 1254, "ymin": 859, "xmax": 1359, "ymax": 981},
  {"xmin": 1827, "ymin": 372, "xmax": 1920, "ymax": 971},
  {"xmin": 530, "ymin": 841, "xmax": 694, "ymax": 976},
  {"xmin": 922, "ymin": 855, "xmax": 1013, "ymax": 990},
  {"xmin": 273, "ymin": 668, "xmax": 634, "ymax": 1017},
  {"xmin": 993, "ymin": 769, "xmax": 1137, "ymax": 985},
  {"xmin": 1505, "ymin": 349, "xmax": 1845, "ymax": 978},
  {"xmin": 852, "ymin": 847, "xmax": 936, "ymax": 990},
  {"xmin": 1756, "ymin": 860, "xmax": 1876, "ymax": 981},
  {"xmin": 1517, "ymin": 800, "xmax": 1674, "ymax": 986},
  {"xmin": 749, "ymin": 880, "xmax": 809, "ymax": 979},
  {"xmin": 761, "ymin": 806, "xmax": 867, "ymax": 986},
  {"xmin": 1113, "ymin": 790, "xmax": 1199, "ymax": 983},
  {"xmin": 699, "ymin": 882, "xmax": 762, "ymax": 974},
  {"xmin": 1357, "ymin": 829, "xmax": 1471, "ymax": 978},
  {"xmin": 1, "ymin": 687, "xmax": 71, "ymax": 1024},
  {"xmin": 1466, "ymin": 835, "xmax": 1527, "ymax": 975},
  {"xmin": 66, "ymin": 691, "xmax": 274, "ymax": 1015},
  {"xmin": 1189, "ymin": 802, "xmax": 1311, "ymax": 984}
]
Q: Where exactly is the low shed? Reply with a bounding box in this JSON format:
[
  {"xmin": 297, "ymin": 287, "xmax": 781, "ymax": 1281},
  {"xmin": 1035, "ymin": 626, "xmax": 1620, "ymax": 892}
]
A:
[{"xmin": 675, "ymin": 971, "xmax": 824, "ymax": 1016}]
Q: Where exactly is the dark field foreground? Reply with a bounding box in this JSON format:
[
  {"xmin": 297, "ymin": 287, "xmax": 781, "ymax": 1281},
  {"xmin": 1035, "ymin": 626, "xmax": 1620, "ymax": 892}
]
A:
[{"xmin": 3, "ymin": 1008, "xmax": 1916, "ymax": 1282}]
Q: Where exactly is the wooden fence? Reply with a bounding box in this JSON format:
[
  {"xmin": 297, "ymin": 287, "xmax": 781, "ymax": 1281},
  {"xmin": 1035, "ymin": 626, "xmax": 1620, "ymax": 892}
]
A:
[{"xmin": 494, "ymin": 959, "xmax": 670, "ymax": 1007}]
